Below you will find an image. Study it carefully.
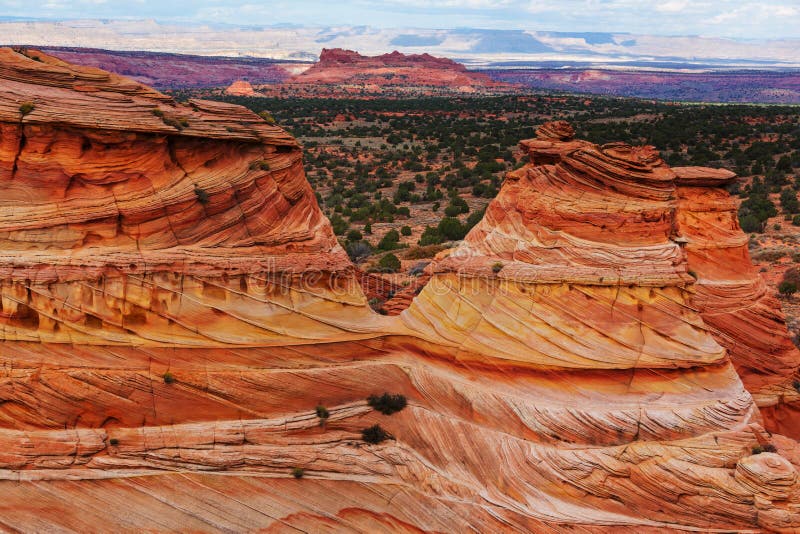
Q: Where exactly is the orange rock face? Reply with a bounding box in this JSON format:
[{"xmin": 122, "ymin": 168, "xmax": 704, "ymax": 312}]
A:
[
  {"xmin": 674, "ymin": 168, "xmax": 800, "ymax": 437},
  {"xmin": 287, "ymin": 48, "xmax": 510, "ymax": 92},
  {"xmin": 224, "ymin": 79, "xmax": 259, "ymax": 96},
  {"xmin": 0, "ymin": 50, "xmax": 799, "ymax": 532}
]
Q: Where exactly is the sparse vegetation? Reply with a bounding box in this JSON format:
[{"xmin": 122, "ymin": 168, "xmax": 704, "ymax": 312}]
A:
[
  {"xmin": 492, "ymin": 262, "xmax": 504, "ymax": 274},
  {"xmin": 163, "ymin": 372, "xmax": 176, "ymax": 384},
  {"xmin": 315, "ymin": 405, "xmax": 330, "ymax": 420},
  {"xmin": 194, "ymin": 186, "xmax": 210, "ymax": 205},
  {"xmin": 779, "ymin": 281, "xmax": 798, "ymax": 296},
  {"xmin": 109, "ymin": 438, "xmax": 119, "ymax": 446},
  {"xmin": 163, "ymin": 116, "xmax": 190, "ymax": 130},
  {"xmin": 367, "ymin": 393, "xmax": 407, "ymax": 415},
  {"xmin": 258, "ymin": 110, "xmax": 276, "ymax": 124},
  {"xmin": 377, "ymin": 253, "xmax": 401, "ymax": 273},
  {"xmin": 249, "ymin": 160, "xmax": 271, "ymax": 171},
  {"xmin": 361, "ymin": 424, "xmax": 391, "ymax": 444},
  {"xmin": 18, "ymin": 102, "xmax": 35, "ymax": 116},
  {"xmin": 291, "ymin": 467, "xmax": 305, "ymax": 478},
  {"xmin": 752, "ymin": 444, "xmax": 778, "ymax": 455}
]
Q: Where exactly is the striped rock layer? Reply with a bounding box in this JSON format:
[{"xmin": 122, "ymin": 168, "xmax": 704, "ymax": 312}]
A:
[{"xmin": 0, "ymin": 52, "xmax": 798, "ymax": 532}]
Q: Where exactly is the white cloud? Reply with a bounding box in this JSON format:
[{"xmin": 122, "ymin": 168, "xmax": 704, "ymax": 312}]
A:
[{"xmin": 656, "ymin": 0, "xmax": 689, "ymax": 13}]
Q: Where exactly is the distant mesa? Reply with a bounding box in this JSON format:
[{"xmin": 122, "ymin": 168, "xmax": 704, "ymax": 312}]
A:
[
  {"xmin": 286, "ymin": 48, "xmax": 513, "ymax": 92},
  {"xmin": 224, "ymin": 79, "xmax": 261, "ymax": 97}
]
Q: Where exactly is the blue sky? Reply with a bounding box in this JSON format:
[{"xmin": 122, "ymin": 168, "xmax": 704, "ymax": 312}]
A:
[{"xmin": 1, "ymin": 0, "xmax": 798, "ymax": 39}]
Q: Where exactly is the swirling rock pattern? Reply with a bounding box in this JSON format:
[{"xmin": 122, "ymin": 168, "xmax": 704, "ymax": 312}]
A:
[
  {"xmin": 0, "ymin": 49, "xmax": 798, "ymax": 532},
  {"xmin": 675, "ymin": 171, "xmax": 800, "ymax": 437},
  {"xmin": 0, "ymin": 47, "xmax": 388, "ymax": 346}
]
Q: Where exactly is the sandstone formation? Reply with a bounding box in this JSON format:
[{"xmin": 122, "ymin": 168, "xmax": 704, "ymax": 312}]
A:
[
  {"xmin": 674, "ymin": 167, "xmax": 800, "ymax": 436},
  {"xmin": 0, "ymin": 51, "xmax": 799, "ymax": 532},
  {"xmin": 0, "ymin": 47, "xmax": 387, "ymax": 346},
  {"xmin": 224, "ymin": 79, "xmax": 260, "ymax": 97},
  {"xmin": 287, "ymin": 48, "xmax": 511, "ymax": 93}
]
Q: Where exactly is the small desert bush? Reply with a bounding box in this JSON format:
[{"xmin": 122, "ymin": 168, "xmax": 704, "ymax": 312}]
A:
[
  {"xmin": 19, "ymin": 102, "xmax": 35, "ymax": 115},
  {"xmin": 752, "ymin": 444, "xmax": 778, "ymax": 455},
  {"xmin": 361, "ymin": 424, "xmax": 391, "ymax": 444},
  {"xmin": 194, "ymin": 186, "xmax": 210, "ymax": 205},
  {"xmin": 367, "ymin": 393, "xmax": 407, "ymax": 415}
]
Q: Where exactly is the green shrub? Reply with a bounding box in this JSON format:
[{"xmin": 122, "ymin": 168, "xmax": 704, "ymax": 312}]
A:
[
  {"xmin": 779, "ymin": 281, "xmax": 797, "ymax": 296},
  {"xmin": 739, "ymin": 214, "xmax": 762, "ymax": 233},
  {"xmin": 437, "ymin": 217, "xmax": 467, "ymax": 241},
  {"xmin": 259, "ymin": 111, "xmax": 276, "ymax": 124},
  {"xmin": 400, "ymin": 226, "xmax": 412, "ymax": 237},
  {"xmin": 163, "ymin": 372, "xmax": 176, "ymax": 384},
  {"xmin": 418, "ymin": 226, "xmax": 443, "ymax": 246},
  {"xmin": 109, "ymin": 438, "xmax": 119, "ymax": 446},
  {"xmin": 377, "ymin": 230, "xmax": 401, "ymax": 251},
  {"xmin": 330, "ymin": 214, "xmax": 349, "ymax": 235},
  {"xmin": 492, "ymin": 262, "xmax": 504, "ymax": 274},
  {"xmin": 19, "ymin": 102, "xmax": 35, "ymax": 115},
  {"xmin": 361, "ymin": 424, "xmax": 391, "ymax": 444},
  {"xmin": 780, "ymin": 187, "xmax": 799, "ymax": 214},
  {"xmin": 378, "ymin": 253, "xmax": 401, "ymax": 273},
  {"xmin": 367, "ymin": 393, "xmax": 407, "ymax": 415},
  {"xmin": 315, "ymin": 405, "xmax": 330, "ymax": 420},
  {"xmin": 291, "ymin": 467, "xmax": 305, "ymax": 478},
  {"xmin": 346, "ymin": 229, "xmax": 363, "ymax": 241}
]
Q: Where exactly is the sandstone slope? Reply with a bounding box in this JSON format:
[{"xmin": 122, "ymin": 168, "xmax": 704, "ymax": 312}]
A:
[
  {"xmin": 0, "ymin": 51, "xmax": 798, "ymax": 532},
  {"xmin": 0, "ymin": 46, "xmax": 387, "ymax": 346}
]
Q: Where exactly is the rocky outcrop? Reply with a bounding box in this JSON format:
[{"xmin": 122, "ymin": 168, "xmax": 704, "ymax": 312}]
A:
[
  {"xmin": 0, "ymin": 51, "xmax": 799, "ymax": 532},
  {"xmin": 287, "ymin": 48, "xmax": 511, "ymax": 92},
  {"xmin": 224, "ymin": 79, "xmax": 260, "ymax": 96},
  {"xmin": 674, "ymin": 167, "xmax": 800, "ymax": 436},
  {"xmin": 0, "ymin": 47, "xmax": 385, "ymax": 346}
]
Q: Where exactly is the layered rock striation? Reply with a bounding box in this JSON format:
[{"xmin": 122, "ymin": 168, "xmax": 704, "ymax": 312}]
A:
[
  {"xmin": 674, "ymin": 167, "xmax": 800, "ymax": 436},
  {"xmin": 224, "ymin": 79, "xmax": 260, "ymax": 96},
  {"xmin": 0, "ymin": 47, "xmax": 386, "ymax": 346},
  {"xmin": 0, "ymin": 51, "xmax": 798, "ymax": 532}
]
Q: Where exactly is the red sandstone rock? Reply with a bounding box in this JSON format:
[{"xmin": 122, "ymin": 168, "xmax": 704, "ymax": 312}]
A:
[
  {"xmin": 287, "ymin": 48, "xmax": 511, "ymax": 92},
  {"xmin": 0, "ymin": 51, "xmax": 798, "ymax": 532},
  {"xmin": 224, "ymin": 79, "xmax": 260, "ymax": 96}
]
